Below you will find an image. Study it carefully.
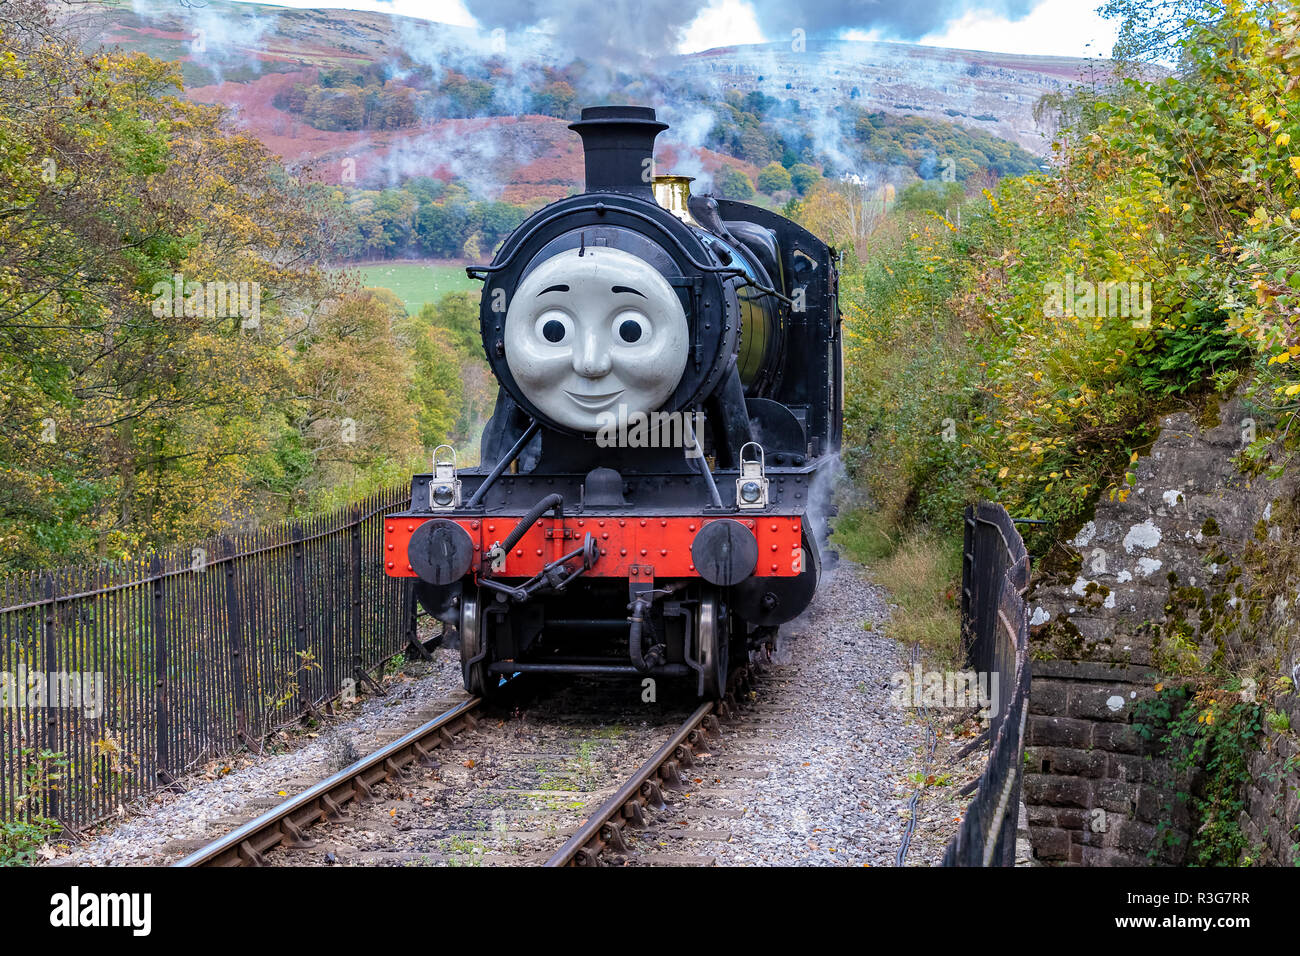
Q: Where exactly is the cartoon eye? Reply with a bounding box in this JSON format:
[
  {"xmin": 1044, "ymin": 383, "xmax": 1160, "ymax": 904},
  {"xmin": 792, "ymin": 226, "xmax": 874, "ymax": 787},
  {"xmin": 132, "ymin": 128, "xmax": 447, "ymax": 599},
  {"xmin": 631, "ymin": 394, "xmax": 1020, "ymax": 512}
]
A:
[
  {"xmin": 612, "ymin": 311, "xmax": 651, "ymax": 345},
  {"xmin": 534, "ymin": 310, "xmax": 572, "ymax": 345}
]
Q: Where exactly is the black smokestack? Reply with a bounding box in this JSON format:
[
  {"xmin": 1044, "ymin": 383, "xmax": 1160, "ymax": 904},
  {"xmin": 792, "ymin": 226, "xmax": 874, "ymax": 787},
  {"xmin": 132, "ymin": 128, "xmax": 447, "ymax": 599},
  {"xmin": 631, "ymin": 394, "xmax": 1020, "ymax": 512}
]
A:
[{"xmin": 569, "ymin": 105, "xmax": 667, "ymax": 198}]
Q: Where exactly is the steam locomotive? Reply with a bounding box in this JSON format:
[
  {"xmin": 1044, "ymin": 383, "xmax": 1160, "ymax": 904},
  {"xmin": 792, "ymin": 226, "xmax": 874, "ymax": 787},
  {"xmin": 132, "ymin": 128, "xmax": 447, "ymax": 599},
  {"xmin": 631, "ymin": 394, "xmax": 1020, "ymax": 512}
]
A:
[{"xmin": 384, "ymin": 105, "xmax": 842, "ymax": 699}]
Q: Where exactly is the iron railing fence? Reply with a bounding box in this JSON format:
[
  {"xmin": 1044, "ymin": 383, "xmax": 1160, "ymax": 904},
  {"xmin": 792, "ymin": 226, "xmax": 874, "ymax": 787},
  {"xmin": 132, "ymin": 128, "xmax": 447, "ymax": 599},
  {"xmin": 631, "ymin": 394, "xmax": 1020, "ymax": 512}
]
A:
[
  {"xmin": 943, "ymin": 502, "xmax": 1031, "ymax": 867},
  {"xmin": 0, "ymin": 484, "xmax": 412, "ymax": 832}
]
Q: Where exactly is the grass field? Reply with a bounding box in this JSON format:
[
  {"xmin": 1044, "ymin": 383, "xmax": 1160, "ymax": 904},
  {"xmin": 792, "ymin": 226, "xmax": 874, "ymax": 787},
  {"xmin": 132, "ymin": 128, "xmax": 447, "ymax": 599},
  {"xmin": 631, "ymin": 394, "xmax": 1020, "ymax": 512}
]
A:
[{"xmin": 349, "ymin": 262, "xmax": 478, "ymax": 314}]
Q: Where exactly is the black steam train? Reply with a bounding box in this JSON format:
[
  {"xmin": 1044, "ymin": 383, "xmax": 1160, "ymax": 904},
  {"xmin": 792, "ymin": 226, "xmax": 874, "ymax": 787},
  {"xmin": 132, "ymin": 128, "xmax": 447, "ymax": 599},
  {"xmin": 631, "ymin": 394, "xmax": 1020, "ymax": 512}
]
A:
[{"xmin": 385, "ymin": 105, "xmax": 842, "ymax": 699}]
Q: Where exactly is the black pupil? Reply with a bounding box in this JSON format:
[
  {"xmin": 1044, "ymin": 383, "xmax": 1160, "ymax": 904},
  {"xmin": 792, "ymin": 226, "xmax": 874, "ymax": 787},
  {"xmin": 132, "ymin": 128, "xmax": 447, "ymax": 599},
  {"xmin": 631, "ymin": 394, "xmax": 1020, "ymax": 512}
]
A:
[
  {"xmin": 619, "ymin": 319, "xmax": 642, "ymax": 343},
  {"xmin": 542, "ymin": 319, "xmax": 565, "ymax": 343}
]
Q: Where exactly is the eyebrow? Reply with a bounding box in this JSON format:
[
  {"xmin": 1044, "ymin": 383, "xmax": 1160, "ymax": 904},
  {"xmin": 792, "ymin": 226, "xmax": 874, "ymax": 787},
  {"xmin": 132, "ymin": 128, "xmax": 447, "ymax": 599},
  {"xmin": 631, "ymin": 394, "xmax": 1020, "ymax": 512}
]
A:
[
  {"xmin": 611, "ymin": 286, "xmax": 645, "ymax": 297},
  {"xmin": 538, "ymin": 284, "xmax": 569, "ymax": 295}
]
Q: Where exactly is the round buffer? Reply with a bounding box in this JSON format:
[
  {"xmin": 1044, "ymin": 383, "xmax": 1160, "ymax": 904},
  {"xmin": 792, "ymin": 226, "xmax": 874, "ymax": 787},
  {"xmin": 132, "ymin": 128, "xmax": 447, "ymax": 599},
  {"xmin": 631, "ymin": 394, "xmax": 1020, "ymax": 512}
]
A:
[
  {"xmin": 408, "ymin": 519, "xmax": 474, "ymax": 586},
  {"xmin": 690, "ymin": 518, "xmax": 758, "ymax": 586}
]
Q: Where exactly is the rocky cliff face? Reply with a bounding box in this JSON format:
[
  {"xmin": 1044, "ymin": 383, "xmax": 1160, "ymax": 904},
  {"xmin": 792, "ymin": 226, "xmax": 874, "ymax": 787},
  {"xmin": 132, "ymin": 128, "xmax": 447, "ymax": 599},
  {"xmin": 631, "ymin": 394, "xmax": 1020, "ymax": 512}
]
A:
[
  {"xmin": 677, "ymin": 40, "xmax": 1106, "ymax": 156},
  {"xmin": 1023, "ymin": 396, "xmax": 1300, "ymax": 865}
]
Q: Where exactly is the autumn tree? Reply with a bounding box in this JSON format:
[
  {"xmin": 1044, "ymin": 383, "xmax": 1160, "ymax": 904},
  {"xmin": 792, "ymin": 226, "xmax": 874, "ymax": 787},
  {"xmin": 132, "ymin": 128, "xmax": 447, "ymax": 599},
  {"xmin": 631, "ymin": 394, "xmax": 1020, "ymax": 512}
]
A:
[
  {"xmin": 794, "ymin": 178, "xmax": 891, "ymax": 263},
  {"xmin": 757, "ymin": 162, "xmax": 792, "ymax": 194},
  {"xmin": 716, "ymin": 168, "xmax": 755, "ymax": 200},
  {"xmin": 789, "ymin": 163, "xmax": 822, "ymax": 195},
  {"xmin": 403, "ymin": 292, "xmax": 495, "ymax": 454},
  {"xmin": 291, "ymin": 289, "xmax": 422, "ymax": 491},
  {"xmin": 0, "ymin": 1, "xmax": 362, "ymax": 565}
]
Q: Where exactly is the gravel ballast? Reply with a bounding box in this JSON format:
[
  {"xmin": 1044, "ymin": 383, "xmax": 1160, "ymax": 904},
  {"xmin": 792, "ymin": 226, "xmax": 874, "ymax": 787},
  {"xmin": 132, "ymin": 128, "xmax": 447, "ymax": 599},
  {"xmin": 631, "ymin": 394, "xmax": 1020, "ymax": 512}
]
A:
[
  {"xmin": 42, "ymin": 560, "xmax": 985, "ymax": 866},
  {"xmin": 46, "ymin": 651, "xmax": 469, "ymax": 866},
  {"xmin": 700, "ymin": 562, "xmax": 981, "ymax": 866}
]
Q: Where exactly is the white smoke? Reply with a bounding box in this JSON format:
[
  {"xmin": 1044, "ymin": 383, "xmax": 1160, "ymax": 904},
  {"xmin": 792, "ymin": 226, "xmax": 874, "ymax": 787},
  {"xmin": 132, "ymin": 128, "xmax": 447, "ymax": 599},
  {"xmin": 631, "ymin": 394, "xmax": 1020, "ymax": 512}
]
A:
[
  {"xmin": 129, "ymin": 0, "xmax": 278, "ymax": 86},
  {"xmin": 656, "ymin": 104, "xmax": 720, "ymax": 189}
]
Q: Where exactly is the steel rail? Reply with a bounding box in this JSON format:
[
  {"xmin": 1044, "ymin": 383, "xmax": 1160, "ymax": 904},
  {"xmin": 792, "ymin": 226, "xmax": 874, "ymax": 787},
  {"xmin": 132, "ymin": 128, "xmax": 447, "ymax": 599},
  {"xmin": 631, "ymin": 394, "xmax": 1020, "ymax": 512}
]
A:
[
  {"xmin": 175, "ymin": 696, "xmax": 483, "ymax": 867},
  {"xmin": 544, "ymin": 699, "xmax": 720, "ymax": 867}
]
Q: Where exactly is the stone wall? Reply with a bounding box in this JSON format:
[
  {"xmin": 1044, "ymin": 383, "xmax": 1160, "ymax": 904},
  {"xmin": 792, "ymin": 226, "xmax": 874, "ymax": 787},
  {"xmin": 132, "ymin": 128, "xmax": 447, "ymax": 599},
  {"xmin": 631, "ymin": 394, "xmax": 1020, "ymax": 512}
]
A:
[
  {"xmin": 1022, "ymin": 397, "xmax": 1300, "ymax": 865},
  {"xmin": 1240, "ymin": 729, "xmax": 1300, "ymax": 865}
]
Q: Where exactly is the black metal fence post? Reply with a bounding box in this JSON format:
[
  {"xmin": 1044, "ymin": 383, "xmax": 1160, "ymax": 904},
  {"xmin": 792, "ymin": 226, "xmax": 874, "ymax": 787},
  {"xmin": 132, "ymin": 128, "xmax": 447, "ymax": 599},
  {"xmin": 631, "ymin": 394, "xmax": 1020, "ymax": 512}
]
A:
[
  {"xmin": 151, "ymin": 555, "xmax": 172, "ymax": 785},
  {"xmin": 961, "ymin": 505, "xmax": 975, "ymax": 660},
  {"xmin": 350, "ymin": 505, "xmax": 363, "ymax": 684},
  {"xmin": 40, "ymin": 571, "xmax": 59, "ymax": 823},
  {"xmin": 291, "ymin": 525, "xmax": 312, "ymax": 714},
  {"xmin": 223, "ymin": 536, "xmax": 249, "ymax": 746}
]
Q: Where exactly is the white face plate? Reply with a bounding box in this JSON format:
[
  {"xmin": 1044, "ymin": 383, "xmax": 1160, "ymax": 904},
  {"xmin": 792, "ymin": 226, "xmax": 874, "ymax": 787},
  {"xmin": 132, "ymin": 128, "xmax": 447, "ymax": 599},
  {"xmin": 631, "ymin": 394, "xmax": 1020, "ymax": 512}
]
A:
[{"xmin": 503, "ymin": 246, "xmax": 689, "ymax": 432}]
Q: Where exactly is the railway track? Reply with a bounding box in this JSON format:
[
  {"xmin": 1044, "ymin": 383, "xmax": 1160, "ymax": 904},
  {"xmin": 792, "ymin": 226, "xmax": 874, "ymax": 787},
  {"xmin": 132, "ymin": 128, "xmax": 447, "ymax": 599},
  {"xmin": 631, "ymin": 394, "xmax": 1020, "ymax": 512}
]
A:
[
  {"xmin": 174, "ymin": 696, "xmax": 488, "ymax": 867},
  {"xmin": 544, "ymin": 698, "xmax": 720, "ymax": 866},
  {"xmin": 176, "ymin": 665, "xmax": 776, "ymax": 868}
]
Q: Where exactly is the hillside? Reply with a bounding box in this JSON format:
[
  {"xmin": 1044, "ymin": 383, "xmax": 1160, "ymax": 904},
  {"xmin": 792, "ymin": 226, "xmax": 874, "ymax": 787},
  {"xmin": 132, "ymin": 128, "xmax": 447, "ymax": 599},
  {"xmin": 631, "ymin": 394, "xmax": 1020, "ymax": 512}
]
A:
[
  {"xmin": 678, "ymin": 39, "xmax": 1107, "ymax": 155},
  {"xmin": 60, "ymin": 0, "xmax": 1095, "ymax": 199}
]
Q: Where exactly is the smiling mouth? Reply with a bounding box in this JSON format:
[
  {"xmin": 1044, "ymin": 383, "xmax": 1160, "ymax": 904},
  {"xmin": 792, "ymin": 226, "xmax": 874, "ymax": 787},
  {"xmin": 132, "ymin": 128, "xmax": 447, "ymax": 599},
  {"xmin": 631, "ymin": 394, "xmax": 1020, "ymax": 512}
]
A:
[{"xmin": 564, "ymin": 389, "xmax": 624, "ymax": 411}]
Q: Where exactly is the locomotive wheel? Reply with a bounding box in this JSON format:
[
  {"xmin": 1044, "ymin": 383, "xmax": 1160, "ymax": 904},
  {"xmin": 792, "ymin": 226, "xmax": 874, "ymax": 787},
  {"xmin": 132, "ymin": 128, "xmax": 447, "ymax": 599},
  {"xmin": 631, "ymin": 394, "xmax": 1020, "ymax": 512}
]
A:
[
  {"xmin": 697, "ymin": 590, "xmax": 730, "ymax": 699},
  {"xmin": 459, "ymin": 589, "xmax": 499, "ymax": 700}
]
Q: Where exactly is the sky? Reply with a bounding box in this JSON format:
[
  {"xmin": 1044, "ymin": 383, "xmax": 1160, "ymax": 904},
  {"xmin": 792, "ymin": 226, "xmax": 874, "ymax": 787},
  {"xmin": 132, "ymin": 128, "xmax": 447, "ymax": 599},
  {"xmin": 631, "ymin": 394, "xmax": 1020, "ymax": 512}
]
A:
[{"xmin": 235, "ymin": 0, "xmax": 1122, "ymax": 60}]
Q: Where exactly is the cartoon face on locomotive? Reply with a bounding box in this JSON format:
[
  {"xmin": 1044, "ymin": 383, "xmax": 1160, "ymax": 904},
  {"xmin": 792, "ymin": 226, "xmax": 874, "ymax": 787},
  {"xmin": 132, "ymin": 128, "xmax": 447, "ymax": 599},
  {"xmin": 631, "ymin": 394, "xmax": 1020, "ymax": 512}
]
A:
[{"xmin": 384, "ymin": 106, "xmax": 843, "ymax": 699}]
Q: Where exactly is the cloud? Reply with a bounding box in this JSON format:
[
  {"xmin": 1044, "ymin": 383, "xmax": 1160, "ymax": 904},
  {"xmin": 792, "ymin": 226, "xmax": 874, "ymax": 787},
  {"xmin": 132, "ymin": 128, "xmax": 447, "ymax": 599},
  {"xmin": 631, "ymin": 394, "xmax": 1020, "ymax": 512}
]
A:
[
  {"xmin": 895, "ymin": 0, "xmax": 1120, "ymax": 57},
  {"xmin": 678, "ymin": 0, "xmax": 764, "ymax": 54},
  {"xmin": 462, "ymin": 0, "xmax": 712, "ymax": 65},
  {"xmin": 463, "ymin": 0, "xmax": 1047, "ymax": 64},
  {"xmin": 748, "ymin": 0, "xmax": 1037, "ymax": 42}
]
